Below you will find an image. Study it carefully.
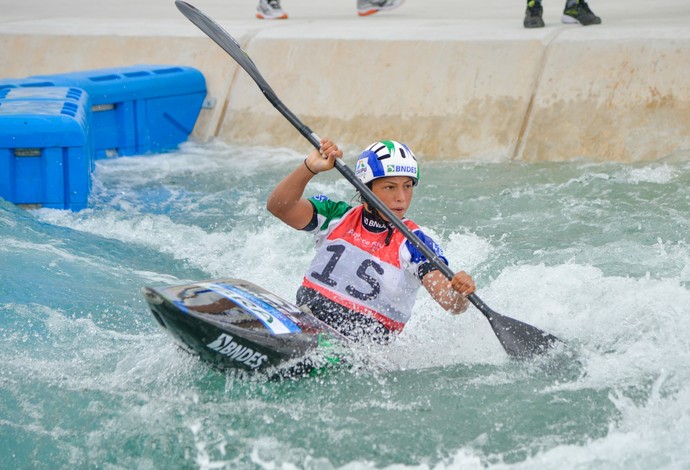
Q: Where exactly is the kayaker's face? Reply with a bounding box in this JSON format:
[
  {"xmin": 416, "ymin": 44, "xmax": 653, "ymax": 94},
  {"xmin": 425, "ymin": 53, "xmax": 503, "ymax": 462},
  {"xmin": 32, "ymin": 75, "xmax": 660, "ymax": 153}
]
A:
[{"xmin": 370, "ymin": 176, "xmax": 414, "ymax": 221}]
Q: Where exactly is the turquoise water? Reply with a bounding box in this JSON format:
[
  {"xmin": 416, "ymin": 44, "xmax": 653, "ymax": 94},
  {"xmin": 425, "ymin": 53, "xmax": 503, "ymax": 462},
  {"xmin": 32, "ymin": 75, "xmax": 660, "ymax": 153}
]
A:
[{"xmin": 2, "ymin": 141, "xmax": 690, "ymax": 469}]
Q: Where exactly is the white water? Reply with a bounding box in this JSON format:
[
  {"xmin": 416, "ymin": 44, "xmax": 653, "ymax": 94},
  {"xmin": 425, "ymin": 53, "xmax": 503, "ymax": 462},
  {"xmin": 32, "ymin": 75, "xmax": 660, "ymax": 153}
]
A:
[{"xmin": 2, "ymin": 141, "xmax": 689, "ymax": 469}]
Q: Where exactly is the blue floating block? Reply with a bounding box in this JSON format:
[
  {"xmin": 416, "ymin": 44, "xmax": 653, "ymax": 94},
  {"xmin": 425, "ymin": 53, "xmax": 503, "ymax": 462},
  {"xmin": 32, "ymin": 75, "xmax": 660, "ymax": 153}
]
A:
[
  {"xmin": 0, "ymin": 87, "xmax": 93, "ymax": 211},
  {"xmin": 0, "ymin": 78, "xmax": 58, "ymax": 91},
  {"xmin": 28, "ymin": 65, "xmax": 207, "ymax": 158}
]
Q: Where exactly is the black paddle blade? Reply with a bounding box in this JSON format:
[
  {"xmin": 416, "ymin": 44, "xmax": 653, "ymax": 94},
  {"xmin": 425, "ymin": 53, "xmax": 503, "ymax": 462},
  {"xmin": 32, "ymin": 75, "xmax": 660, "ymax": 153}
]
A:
[
  {"xmin": 175, "ymin": 0, "xmax": 277, "ymax": 98},
  {"xmin": 175, "ymin": 0, "xmax": 320, "ymax": 148},
  {"xmin": 468, "ymin": 294, "xmax": 562, "ymax": 359},
  {"xmin": 485, "ymin": 310, "xmax": 561, "ymax": 359}
]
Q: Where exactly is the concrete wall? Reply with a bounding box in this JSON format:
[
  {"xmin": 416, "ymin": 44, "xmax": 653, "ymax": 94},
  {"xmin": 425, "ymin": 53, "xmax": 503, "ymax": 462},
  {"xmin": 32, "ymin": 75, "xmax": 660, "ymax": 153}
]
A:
[
  {"xmin": 1, "ymin": 27, "xmax": 689, "ymax": 162},
  {"xmin": 518, "ymin": 28, "xmax": 690, "ymax": 163}
]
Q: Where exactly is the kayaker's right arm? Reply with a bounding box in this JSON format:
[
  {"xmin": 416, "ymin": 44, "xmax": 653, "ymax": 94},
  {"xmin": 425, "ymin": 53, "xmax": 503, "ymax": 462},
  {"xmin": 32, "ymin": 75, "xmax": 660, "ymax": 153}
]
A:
[{"xmin": 266, "ymin": 138, "xmax": 342, "ymax": 229}]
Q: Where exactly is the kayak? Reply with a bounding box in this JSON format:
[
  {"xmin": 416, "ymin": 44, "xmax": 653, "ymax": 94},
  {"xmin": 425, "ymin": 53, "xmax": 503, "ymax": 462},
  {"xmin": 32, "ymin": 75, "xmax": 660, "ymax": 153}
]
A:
[{"xmin": 142, "ymin": 278, "xmax": 345, "ymax": 376}]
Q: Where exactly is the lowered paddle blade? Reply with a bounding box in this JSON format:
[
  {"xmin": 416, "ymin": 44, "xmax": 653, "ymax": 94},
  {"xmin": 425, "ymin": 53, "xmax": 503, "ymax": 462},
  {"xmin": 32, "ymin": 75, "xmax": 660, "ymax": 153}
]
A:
[
  {"xmin": 485, "ymin": 311, "xmax": 561, "ymax": 358},
  {"xmin": 468, "ymin": 293, "xmax": 562, "ymax": 358}
]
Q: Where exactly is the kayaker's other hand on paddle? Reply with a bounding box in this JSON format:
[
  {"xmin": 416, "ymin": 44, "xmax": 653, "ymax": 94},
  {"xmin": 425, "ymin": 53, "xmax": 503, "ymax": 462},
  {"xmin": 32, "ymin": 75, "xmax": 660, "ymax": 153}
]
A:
[
  {"xmin": 305, "ymin": 138, "xmax": 342, "ymax": 174},
  {"xmin": 422, "ymin": 269, "xmax": 476, "ymax": 315},
  {"xmin": 451, "ymin": 271, "xmax": 476, "ymax": 298}
]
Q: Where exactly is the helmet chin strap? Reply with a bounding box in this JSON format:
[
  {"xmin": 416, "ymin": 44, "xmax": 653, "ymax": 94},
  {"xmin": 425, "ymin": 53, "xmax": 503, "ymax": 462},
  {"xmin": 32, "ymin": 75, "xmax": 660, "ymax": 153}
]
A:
[{"xmin": 363, "ymin": 202, "xmax": 396, "ymax": 246}]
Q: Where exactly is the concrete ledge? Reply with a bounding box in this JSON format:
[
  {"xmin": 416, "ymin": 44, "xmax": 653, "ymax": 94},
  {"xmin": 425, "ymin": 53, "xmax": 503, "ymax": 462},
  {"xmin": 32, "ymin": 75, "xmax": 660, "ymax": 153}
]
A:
[{"xmin": 1, "ymin": 4, "xmax": 689, "ymax": 163}]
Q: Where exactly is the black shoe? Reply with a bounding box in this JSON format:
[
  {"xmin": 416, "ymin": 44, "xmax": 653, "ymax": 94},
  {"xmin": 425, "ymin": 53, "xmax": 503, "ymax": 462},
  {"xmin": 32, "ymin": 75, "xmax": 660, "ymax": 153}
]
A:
[
  {"xmin": 524, "ymin": 1, "xmax": 545, "ymax": 28},
  {"xmin": 562, "ymin": 0, "xmax": 602, "ymax": 25}
]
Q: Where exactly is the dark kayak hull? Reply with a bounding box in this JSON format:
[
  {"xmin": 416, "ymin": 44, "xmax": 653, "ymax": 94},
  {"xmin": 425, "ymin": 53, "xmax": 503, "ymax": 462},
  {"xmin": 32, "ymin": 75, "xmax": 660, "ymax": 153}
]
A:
[{"xmin": 142, "ymin": 278, "xmax": 343, "ymax": 374}]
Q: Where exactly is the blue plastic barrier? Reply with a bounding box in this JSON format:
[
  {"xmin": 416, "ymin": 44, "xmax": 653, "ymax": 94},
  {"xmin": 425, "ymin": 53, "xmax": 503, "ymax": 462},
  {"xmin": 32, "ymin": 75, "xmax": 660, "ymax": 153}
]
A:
[
  {"xmin": 0, "ymin": 87, "xmax": 93, "ymax": 211},
  {"xmin": 28, "ymin": 65, "xmax": 207, "ymax": 158},
  {"xmin": 0, "ymin": 78, "xmax": 57, "ymax": 90}
]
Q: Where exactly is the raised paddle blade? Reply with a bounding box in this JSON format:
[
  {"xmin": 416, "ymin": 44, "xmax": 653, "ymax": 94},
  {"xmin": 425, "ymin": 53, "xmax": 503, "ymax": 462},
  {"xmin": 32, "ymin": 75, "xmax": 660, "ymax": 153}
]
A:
[
  {"xmin": 175, "ymin": 0, "xmax": 320, "ymax": 148},
  {"xmin": 175, "ymin": 1, "xmax": 276, "ymax": 97}
]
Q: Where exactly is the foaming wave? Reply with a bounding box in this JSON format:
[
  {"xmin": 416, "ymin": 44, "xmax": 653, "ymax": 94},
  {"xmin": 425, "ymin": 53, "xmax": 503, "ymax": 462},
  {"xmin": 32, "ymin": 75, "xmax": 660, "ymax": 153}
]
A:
[
  {"xmin": 383, "ymin": 258, "xmax": 690, "ymax": 383},
  {"xmin": 1, "ymin": 237, "xmax": 121, "ymax": 276},
  {"xmin": 34, "ymin": 208, "xmax": 316, "ymax": 300},
  {"xmin": 376, "ymin": 231, "xmax": 506, "ymax": 371},
  {"xmin": 96, "ymin": 141, "xmax": 303, "ymax": 181},
  {"xmin": 468, "ymin": 374, "xmax": 690, "ymax": 470},
  {"xmin": 617, "ymin": 164, "xmax": 679, "ymax": 184},
  {"xmin": 485, "ymin": 263, "xmax": 690, "ymax": 393},
  {"xmin": 36, "ymin": 209, "xmax": 242, "ymax": 272}
]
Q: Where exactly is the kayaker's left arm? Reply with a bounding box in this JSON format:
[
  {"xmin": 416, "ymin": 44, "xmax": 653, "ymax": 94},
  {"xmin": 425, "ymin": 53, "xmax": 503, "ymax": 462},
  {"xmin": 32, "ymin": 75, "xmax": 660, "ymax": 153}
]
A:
[{"xmin": 422, "ymin": 270, "xmax": 476, "ymax": 314}]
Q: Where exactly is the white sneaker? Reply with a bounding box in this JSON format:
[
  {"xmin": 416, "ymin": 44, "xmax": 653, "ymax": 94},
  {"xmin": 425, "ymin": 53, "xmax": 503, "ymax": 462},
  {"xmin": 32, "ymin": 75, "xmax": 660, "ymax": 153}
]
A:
[
  {"xmin": 357, "ymin": 0, "xmax": 405, "ymax": 16},
  {"xmin": 256, "ymin": 0, "xmax": 288, "ymax": 19}
]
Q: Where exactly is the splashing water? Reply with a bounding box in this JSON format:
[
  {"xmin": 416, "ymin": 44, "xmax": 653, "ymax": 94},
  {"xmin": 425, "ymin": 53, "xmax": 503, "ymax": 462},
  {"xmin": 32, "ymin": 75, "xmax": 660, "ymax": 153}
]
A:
[{"xmin": 2, "ymin": 141, "xmax": 689, "ymax": 469}]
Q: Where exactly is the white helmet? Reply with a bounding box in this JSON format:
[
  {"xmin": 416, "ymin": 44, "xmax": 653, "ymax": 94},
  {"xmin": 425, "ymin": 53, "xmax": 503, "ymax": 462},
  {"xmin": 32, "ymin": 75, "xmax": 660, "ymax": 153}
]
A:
[{"xmin": 354, "ymin": 140, "xmax": 419, "ymax": 186}]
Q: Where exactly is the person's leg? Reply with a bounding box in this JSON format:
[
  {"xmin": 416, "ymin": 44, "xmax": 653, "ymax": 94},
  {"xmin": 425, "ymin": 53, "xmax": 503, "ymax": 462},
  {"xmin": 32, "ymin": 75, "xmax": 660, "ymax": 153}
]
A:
[
  {"xmin": 356, "ymin": 0, "xmax": 405, "ymax": 17},
  {"xmin": 256, "ymin": 0, "xmax": 288, "ymax": 20},
  {"xmin": 562, "ymin": 0, "xmax": 602, "ymax": 25},
  {"xmin": 524, "ymin": 0, "xmax": 545, "ymax": 28},
  {"xmin": 296, "ymin": 286, "xmax": 391, "ymax": 343}
]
